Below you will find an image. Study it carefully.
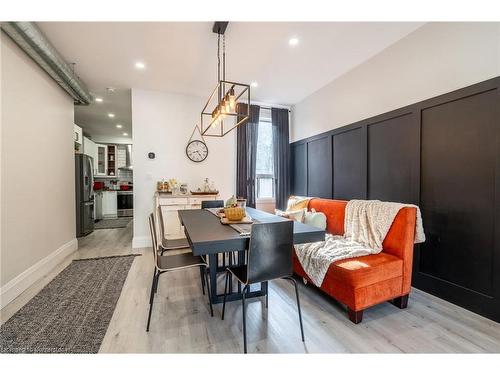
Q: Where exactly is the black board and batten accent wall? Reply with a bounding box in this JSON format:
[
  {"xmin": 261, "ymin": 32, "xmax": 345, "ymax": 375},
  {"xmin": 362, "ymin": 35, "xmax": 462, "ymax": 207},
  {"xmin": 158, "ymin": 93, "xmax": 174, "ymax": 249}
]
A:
[{"xmin": 290, "ymin": 77, "xmax": 500, "ymax": 322}]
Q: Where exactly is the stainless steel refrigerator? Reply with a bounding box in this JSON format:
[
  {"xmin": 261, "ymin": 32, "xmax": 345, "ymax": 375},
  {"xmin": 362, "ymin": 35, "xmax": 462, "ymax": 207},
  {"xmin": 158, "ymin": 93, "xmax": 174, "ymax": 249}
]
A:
[{"xmin": 75, "ymin": 154, "xmax": 94, "ymax": 237}]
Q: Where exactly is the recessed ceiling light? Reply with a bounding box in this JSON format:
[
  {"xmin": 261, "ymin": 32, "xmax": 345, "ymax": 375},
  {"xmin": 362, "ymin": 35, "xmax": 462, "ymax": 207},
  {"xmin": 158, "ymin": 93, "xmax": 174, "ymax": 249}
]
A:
[
  {"xmin": 107, "ymin": 113, "xmax": 115, "ymax": 118},
  {"xmin": 95, "ymin": 97, "xmax": 103, "ymax": 103},
  {"xmin": 116, "ymin": 124, "xmax": 123, "ymax": 129},
  {"xmin": 123, "ymin": 132, "xmax": 128, "ymax": 136},
  {"xmin": 288, "ymin": 37, "xmax": 299, "ymax": 46},
  {"xmin": 135, "ymin": 61, "xmax": 146, "ymax": 70},
  {"xmin": 251, "ymin": 82, "xmax": 258, "ymax": 88}
]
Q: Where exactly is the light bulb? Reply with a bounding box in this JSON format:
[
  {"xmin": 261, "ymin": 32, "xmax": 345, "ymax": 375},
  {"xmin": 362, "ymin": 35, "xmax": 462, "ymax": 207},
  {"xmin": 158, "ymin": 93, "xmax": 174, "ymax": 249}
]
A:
[
  {"xmin": 224, "ymin": 93, "xmax": 232, "ymax": 113},
  {"xmin": 228, "ymin": 88, "xmax": 236, "ymax": 111}
]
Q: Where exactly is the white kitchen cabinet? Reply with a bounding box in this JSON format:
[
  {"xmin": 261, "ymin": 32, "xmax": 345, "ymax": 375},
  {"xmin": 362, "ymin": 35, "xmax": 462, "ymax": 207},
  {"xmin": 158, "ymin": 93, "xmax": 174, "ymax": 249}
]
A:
[
  {"xmin": 74, "ymin": 124, "xmax": 82, "ymax": 145},
  {"xmin": 102, "ymin": 191, "xmax": 117, "ymax": 218},
  {"xmin": 95, "ymin": 144, "xmax": 107, "ymax": 176},
  {"xmin": 155, "ymin": 193, "xmax": 218, "ymax": 239},
  {"xmin": 83, "ymin": 137, "xmax": 97, "ymax": 172}
]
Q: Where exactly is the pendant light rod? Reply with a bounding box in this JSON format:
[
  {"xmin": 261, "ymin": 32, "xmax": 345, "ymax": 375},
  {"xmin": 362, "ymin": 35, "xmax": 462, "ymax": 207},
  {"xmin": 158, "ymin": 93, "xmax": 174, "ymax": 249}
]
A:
[{"xmin": 212, "ymin": 21, "xmax": 229, "ymax": 35}]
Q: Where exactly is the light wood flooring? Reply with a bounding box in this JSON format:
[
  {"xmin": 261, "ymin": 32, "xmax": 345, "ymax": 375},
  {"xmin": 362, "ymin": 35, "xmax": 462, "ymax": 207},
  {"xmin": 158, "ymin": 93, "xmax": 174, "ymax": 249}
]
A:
[{"xmin": 2, "ymin": 221, "xmax": 500, "ymax": 353}]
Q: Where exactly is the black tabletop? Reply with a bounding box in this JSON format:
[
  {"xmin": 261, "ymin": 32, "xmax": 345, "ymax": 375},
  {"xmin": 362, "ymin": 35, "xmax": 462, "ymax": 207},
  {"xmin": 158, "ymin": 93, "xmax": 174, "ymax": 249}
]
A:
[{"xmin": 178, "ymin": 207, "xmax": 325, "ymax": 256}]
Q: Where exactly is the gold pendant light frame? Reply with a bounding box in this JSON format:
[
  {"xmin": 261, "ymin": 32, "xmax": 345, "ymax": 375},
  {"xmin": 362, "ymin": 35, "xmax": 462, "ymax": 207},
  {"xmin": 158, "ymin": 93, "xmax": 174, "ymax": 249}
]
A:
[{"xmin": 201, "ymin": 80, "xmax": 250, "ymax": 137}]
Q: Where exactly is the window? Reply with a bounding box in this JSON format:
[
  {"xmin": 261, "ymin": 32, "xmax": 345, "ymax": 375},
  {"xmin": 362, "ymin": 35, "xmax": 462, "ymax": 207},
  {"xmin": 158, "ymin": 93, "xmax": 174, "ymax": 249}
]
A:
[{"xmin": 256, "ymin": 113, "xmax": 274, "ymax": 199}]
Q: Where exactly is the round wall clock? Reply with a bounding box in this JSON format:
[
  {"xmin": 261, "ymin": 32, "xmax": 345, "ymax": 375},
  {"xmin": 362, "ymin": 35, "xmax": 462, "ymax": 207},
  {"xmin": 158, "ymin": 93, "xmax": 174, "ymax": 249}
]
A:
[{"xmin": 186, "ymin": 140, "xmax": 208, "ymax": 162}]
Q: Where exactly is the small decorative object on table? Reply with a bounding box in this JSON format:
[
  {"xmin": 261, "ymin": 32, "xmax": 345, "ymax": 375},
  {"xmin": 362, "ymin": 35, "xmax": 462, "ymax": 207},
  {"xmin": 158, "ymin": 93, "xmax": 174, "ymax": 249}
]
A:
[
  {"xmin": 236, "ymin": 198, "xmax": 247, "ymax": 208},
  {"xmin": 225, "ymin": 195, "xmax": 237, "ymax": 208},
  {"xmin": 168, "ymin": 178, "xmax": 179, "ymax": 194},
  {"xmin": 224, "ymin": 207, "xmax": 246, "ymax": 221},
  {"xmin": 157, "ymin": 179, "xmax": 171, "ymax": 193},
  {"xmin": 220, "ymin": 195, "xmax": 251, "ymax": 223},
  {"xmin": 190, "ymin": 178, "xmax": 219, "ymax": 194},
  {"xmin": 203, "ymin": 178, "xmax": 211, "ymax": 192}
]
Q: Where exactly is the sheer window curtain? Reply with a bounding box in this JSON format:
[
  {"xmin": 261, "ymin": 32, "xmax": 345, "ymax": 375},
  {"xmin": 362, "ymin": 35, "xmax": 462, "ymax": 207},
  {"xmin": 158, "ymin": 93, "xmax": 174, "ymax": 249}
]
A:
[
  {"xmin": 272, "ymin": 108, "xmax": 290, "ymax": 210},
  {"xmin": 236, "ymin": 104, "xmax": 260, "ymax": 208}
]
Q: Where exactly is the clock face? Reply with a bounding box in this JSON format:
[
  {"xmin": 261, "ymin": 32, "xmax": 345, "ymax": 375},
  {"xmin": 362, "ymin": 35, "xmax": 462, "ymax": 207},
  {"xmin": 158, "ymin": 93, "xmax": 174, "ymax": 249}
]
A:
[{"xmin": 186, "ymin": 140, "xmax": 208, "ymax": 162}]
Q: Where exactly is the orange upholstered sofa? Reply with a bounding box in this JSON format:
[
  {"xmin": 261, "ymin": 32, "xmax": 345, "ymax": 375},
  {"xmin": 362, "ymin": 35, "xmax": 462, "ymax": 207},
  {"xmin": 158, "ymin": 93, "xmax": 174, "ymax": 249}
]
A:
[{"xmin": 292, "ymin": 198, "xmax": 417, "ymax": 324}]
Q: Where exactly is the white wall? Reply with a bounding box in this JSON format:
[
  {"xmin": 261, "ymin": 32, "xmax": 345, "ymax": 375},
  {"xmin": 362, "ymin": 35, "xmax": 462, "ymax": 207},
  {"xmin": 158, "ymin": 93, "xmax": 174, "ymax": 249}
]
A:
[
  {"xmin": 292, "ymin": 22, "xmax": 500, "ymax": 141},
  {"xmin": 131, "ymin": 89, "xmax": 236, "ymax": 248},
  {"xmin": 1, "ymin": 33, "xmax": 77, "ymax": 305}
]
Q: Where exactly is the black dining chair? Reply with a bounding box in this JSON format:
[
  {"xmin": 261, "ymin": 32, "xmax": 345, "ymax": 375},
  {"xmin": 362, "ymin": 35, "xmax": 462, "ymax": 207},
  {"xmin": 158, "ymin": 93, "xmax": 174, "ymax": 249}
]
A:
[
  {"xmin": 221, "ymin": 220, "xmax": 304, "ymax": 353},
  {"xmin": 201, "ymin": 200, "xmax": 236, "ymax": 267},
  {"xmin": 146, "ymin": 213, "xmax": 213, "ymax": 332},
  {"xmin": 201, "ymin": 200, "xmax": 224, "ymax": 209}
]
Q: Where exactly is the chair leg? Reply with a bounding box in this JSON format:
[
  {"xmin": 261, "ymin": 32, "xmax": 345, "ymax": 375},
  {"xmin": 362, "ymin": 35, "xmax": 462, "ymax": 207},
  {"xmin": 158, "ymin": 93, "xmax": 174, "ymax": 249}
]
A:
[
  {"xmin": 221, "ymin": 270, "xmax": 230, "ymax": 320},
  {"xmin": 391, "ymin": 294, "xmax": 409, "ymax": 309},
  {"xmin": 347, "ymin": 308, "xmax": 363, "ymax": 324},
  {"xmin": 146, "ymin": 270, "xmax": 159, "ymax": 332},
  {"xmin": 149, "ymin": 268, "xmax": 156, "ymax": 293},
  {"xmin": 284, "ymin": 277, "xmax": 304, "ymax": 342},
  {"xmin": 242, "ymin": 285, "xmax": 248, "ymax": 353},
  {"xmin": 153, "ymin": 268, "xmax": 160, "ymax": 294},
  {"xmin": 199, "ymin": 266, "xmax": 206, "ymax": 295},
  {"xmin": 203, "ymin": 266, "xmax": 214, "ymax": 317}
]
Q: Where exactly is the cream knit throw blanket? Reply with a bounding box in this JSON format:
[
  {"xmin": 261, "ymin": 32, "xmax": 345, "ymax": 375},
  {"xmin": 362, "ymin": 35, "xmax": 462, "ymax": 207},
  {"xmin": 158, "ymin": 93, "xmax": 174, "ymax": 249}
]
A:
[{"xmin": 295, "ymin": 200, "xmax": 425, "ymax": 287}]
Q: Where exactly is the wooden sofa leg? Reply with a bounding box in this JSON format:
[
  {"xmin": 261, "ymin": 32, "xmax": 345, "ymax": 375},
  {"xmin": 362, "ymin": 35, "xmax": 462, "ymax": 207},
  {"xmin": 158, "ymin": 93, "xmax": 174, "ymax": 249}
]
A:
[
  {"xmin": 391, "ymin": 294, "xmax": 409, "ymax": 309},
  {"xmin": 347, "ymin": 308, "xmax": 363, "ymax": 324}
]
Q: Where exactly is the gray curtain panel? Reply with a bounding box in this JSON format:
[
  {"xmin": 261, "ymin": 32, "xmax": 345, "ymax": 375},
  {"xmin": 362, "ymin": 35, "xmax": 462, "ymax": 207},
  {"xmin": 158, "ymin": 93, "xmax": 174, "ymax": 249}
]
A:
[
  {"xmin": 236, "ymin": 104, "xmax": 260, "ymax": 208},
  {"xmin": 272, "ymin": 107, "xmax": 290, "ymax": 210}
]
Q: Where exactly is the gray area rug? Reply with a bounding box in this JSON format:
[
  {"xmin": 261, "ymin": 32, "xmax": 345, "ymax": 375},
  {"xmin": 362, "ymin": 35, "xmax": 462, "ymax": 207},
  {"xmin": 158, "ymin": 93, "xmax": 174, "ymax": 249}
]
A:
[
  {"xmin": 0, "ymin": 254, "xmax": 139, "ymax": 353},
  {"xmin": 94, "ymin": 217, "xmax": 132, "ymax": 229}
]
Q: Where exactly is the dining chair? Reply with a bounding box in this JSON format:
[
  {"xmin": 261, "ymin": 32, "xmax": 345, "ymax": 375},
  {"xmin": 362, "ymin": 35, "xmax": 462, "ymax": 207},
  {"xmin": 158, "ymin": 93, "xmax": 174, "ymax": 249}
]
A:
[
  {"xmin": 201, "ymin": 200, "xmax": 224, "ymax": 209},
  {"xmin": 221, "ymin": 220, "xmax": 304, "ymax": 353},
  {"xmin": 157, "ymin": 206, "xmax": 190, "ymax": 254},
  {"xmin": 146, "ymin": 213, "xmax": 213, "ymax": 332},
  {"xmin": 157, "ymin": 206, "xmax": 207, "ymax": 295},
  {"xmin": 201, "ymin": 200, "xmax": 236, "ymax": 267}
]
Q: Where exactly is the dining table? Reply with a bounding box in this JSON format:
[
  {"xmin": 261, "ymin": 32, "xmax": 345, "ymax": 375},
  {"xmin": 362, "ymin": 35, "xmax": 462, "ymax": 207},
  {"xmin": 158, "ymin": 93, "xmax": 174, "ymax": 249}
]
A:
[{"xmin": 178, "ymin": 207, "xmax": 325, "ymax": 304}]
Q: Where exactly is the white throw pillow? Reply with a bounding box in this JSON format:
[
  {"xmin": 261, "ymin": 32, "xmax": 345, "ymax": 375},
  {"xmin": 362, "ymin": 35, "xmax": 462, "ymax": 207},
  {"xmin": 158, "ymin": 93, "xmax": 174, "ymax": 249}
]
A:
[
  {"xmin": 275, "ymin": 208, "xmax": 306, "ymax": 222},
  {"xmin": 304, "ymin": 209, "xmax": 327, "ymax": 230}
]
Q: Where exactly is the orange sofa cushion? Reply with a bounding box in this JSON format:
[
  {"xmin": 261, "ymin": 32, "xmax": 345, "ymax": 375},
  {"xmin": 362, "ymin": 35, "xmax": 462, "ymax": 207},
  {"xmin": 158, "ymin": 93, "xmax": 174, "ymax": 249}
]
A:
[
  {"xmin": 329, "ymin": 253, "xmax": 403, "ymax": 289},
  {"xmin": 292, "ymin": 252, "xmax": 403, "ymax": 310}
]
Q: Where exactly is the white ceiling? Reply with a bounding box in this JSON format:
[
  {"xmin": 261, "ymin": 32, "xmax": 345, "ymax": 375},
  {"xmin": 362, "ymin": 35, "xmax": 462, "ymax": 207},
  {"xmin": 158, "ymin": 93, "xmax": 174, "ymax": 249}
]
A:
[
  {"xmin": 38, "ymin": 22, "xmax": 424, "ymax": 138},
  {"xmin": 74, "ymin": 88, "xmax": 131, "ymax": 140}
]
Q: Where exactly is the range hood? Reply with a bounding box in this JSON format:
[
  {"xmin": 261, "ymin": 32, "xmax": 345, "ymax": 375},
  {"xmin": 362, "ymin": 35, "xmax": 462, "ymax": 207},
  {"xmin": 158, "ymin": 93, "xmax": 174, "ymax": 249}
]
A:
[{"xmin": 118, "ymin": 145, "xmax": 133, "ymax": 170}]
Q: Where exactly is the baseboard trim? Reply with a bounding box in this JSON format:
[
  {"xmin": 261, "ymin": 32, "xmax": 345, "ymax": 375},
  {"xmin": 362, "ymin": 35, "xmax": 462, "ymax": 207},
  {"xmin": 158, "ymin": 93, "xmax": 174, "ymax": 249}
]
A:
[
  {"xmin": 132, "ymin": 236, "xmax": 151, "ymax": 249},
  {"xmin": 0, "ymin": 238, "xmax": 78, "ymax": 309}
]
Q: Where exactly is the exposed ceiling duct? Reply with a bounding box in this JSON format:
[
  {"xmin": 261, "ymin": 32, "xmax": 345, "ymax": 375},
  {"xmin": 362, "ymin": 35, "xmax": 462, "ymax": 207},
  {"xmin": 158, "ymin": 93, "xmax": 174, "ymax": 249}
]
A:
[{"xmin": 1, "ymin": 21, "xmax": 92, "ymax": 105}]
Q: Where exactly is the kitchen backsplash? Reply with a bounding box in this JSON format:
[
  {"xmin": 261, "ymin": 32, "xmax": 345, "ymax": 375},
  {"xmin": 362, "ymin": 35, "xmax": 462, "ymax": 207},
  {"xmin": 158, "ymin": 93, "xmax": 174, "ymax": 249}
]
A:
[
  {"xmin": 117, "ymin": 168, "xmax": 133, "ymax": 181},
  {"xmin": 95, "ymin": 169, "xmax": 133, "ymax": 190}
]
